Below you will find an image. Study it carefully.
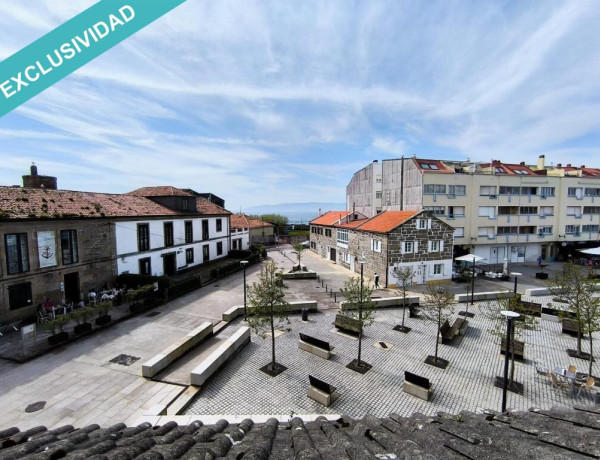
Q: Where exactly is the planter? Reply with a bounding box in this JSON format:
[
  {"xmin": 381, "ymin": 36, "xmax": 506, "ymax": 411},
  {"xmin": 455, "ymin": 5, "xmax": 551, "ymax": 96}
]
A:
[
  {"xmin": 48, "ymin": 331, "xmax": 69, "ymax": 345},
  {"xmin": 500, "ymin": 338, "xmax": 525, "ymax": 360},
  {"xmin": 535, "ymin": 272, "xmax": 548, "ymax": 279},
  {"xmin": 95, "ymin": 315, "xmax": 111, "ymax": 326},
  {"xmin": 130, "ymin": 302, "xmax": 148, "ymax": 314},
  {"xmin": 74, "ymin": 323, "xmax": 92, "ymax": 335}
]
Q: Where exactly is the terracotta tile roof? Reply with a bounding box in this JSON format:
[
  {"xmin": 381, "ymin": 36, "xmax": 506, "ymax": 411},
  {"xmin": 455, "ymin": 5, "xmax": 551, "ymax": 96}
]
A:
[
  {"xmin": 230, "ymin": 213, "xmax": 250, "ymax": 229},
  {"xmin": 480, "ymin": 161, "xmax": 536, "ymax": 175},
  {"xmin": 127, "ymin": 186, "xmax": 193, "ymax": 197},
  {"xmin": 195, "ymin": 197, "xmax": 231, "ymax": 216},
  {"xmin": 310, "ymin": 211, "xmax": 352, "ymax": 225},
  {"xmin": 0, "ymin": 408, "xmax": 594, "ymax": 458},
  {"xmin": 412, "ymin": 158, "xmax": 454, "ymax": 173},
  {"xmin": 337, "ymin": 219, "xmax": 368, "ymax": 229},
  {"xmin": 356, "ymin": 210, "xmax": 419, "ymax": 233},
  {"xmin": 246, "ymin": 216, "xmax": 274, "ymax": 229},
  {"xmin": 0, "ymin": 187, "xmax": 179, "ymax": 219}
]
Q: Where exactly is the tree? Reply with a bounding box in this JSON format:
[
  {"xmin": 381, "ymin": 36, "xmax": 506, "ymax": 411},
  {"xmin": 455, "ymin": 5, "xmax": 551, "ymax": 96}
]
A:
[
  {"xmin": 546, "ymin": 262, "xmax": 600, "ymax": 372},
  {"xmin": 482, "ymin": 293, "xmax": 538, "ymax": 387},
  {"xmin": 291, "ymin": 243, "xmax": 305, "ymax": 271},
  {"xmin": 340, "ymin": 276, "xmax": 376, "ymax": 371},
  {"xmin": 421, "ymin": 286, "xmax": 456, "ymax": 367},
  {"xmin": 246, "ymin": 260, "xmax": 290, "ymax": 376},
  {"xmin": 393, "ymin": 266, "xmax": 414, "ymax": 332},
  {"xmin": 254, "ymin": 214, "xmax": 288, "ymax": 235}
]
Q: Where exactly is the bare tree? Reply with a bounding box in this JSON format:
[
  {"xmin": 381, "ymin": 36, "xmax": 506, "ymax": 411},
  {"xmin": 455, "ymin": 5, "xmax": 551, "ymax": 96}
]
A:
[
  {"xmin": 421, "ymin": 285, "xmax": 456, "ymax": 366},
  {"xmin": 340, "ymin": 276, "xmax": 376, "ymax": 370},
  {"xmin": 546, "ymin": 262, "xmax": 600, "ymax": 365},
  {"xmin": 291, "ymin": 242, "xmax": 305, "ymax": 271},
  {"xmin": 393, "ymin": 266, "xmax": 414, "ymax": 332},
  {"xmin": 247, "ymin": 261, "xmax": 290, "ymax": 375}
]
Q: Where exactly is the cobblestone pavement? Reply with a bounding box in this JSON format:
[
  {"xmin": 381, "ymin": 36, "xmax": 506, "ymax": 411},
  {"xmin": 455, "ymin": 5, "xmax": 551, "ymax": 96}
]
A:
[{"xmin": 186, "ymin": 297, "xmax": 598, "ymax": 419}]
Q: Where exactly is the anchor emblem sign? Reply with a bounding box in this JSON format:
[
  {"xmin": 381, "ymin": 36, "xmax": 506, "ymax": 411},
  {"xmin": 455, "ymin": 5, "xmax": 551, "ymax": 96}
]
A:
[
  {"xmin": 41, "ymin": 245, "xmax": 53, "ymax": 259},
  {"xmin": 37, "ymin": 231, "xmax": 57, "ymax": 267}
]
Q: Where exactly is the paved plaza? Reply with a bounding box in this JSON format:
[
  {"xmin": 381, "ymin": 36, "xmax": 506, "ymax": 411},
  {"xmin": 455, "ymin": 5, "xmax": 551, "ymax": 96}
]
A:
[{"xmin": 0, "ymin": 247, "xmax": 596, "ymax": 431}]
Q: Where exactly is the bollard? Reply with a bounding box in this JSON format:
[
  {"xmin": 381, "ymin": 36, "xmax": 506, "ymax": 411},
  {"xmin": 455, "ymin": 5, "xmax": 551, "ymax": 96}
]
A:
[
  {"xmin": 302, "ymin": 308, "xmax": 308, "ymax": 321},
  {"xmin": 329, "ymin": 290, "xmax": 332, "ymax": 298},
  {"xmin": 326, "ymin": 284, "xmax": 328, "ymax": 292},
  {"xmin": 334, "ymin": 293, "xmax": 337, "ymax": 302},
  {"xmin": 321, "ymin": 279, "xmax": 324, "ymax": 287}
]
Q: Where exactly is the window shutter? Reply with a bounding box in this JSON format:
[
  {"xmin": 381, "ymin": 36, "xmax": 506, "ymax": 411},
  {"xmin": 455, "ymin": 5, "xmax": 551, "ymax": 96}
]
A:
[
  {"xmin": 440, "ymin": 241, "xmax": 444, "ymax": 252},
  {"xmin": 427, "ymin": 219, "xmax": 432, "ymax": 229},
  {"xmin": 414, "ymin": 241, "xmax": 419, "ymax": 254},
  {"xmin": 401, "ymin": 241, "xmax": 405, "ymax": 254}
]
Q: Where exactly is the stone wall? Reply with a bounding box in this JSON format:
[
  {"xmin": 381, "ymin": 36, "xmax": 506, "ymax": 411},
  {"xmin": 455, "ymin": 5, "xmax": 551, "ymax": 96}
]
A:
[
  {"xmin": 0, "ymin": 219, "xmax": 117, "ymax": 322},
  {"xmin": 309, "ymin": 225, "xmax": 337, "ymax": 260}
]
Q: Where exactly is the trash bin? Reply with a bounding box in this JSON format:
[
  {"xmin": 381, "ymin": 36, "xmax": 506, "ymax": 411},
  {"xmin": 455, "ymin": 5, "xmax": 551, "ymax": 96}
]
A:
[{"xmin": 302, "ymin": 308, "xmax": 308, "ymax": 321}]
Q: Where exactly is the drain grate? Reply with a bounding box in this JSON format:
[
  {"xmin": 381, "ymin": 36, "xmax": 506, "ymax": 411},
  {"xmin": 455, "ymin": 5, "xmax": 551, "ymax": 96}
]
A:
[
  {"xmin": 109, "ymin": 354, "xmax": 140, "ymax": 366},
  {"xmin": 25, "ymin": 401, "xmax": 46, "ymax": 413},
  {"xmin": 146, "ymin": 311, "xmax": 161, "ymax": 317}
]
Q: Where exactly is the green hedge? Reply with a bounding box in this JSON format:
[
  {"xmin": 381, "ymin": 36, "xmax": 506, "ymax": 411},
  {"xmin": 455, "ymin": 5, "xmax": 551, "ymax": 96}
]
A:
[
  {"xmin": 117, "ymin": 273, "xmax": 170, "ymax": 292},
  {"xmin": 169, "ymin": 276, "xmax": 202, "ymax": 299},
  {"xmin": 211, "ymin": 252, "xmax": 262, "ymax": 279},
  {"xmin": 228, "ymin": 249, "xmax": 252, "ymax": 259}
]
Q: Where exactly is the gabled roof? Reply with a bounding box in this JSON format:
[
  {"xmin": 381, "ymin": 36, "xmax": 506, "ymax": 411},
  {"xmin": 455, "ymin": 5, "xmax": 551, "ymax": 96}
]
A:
[
  {"xmin": 0, "ymin": 187, "xmax": 180, "ymax": 219},
  {"xmin": 195, "ymin": 197, "xmax": 231, "ymax": 216},
  {"xmin": 231, "ymin": 214, "xmax": 274, "ymax": 229},
  {"xmin": 337, "ymin": 219, "xmax": 368, "ymax": 229},
  {"xmin": 310, "ymin": 210, "xmax": 352, "ymax": 225},
  {"xmin": 412, "ymin": 158, "xmax": 454, "ymax": 173},
  {"xmin": 128, "ymin": 186, "xmax": 193, "ymax": 197},
  {"xmin": 356, "ymin": 210, "xmax": 419, "ymax": 233}
]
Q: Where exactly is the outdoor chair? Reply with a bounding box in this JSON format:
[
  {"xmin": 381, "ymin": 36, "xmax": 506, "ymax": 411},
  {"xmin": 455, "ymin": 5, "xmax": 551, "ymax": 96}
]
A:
[
  {"xmin": 551, "ymin": 373, "xmax": 570, "ymax": 391},
  {"xmin": 0, "ymin": 322, "xmax": 19, "ymax": 337},
  {"xmin": 568, "ymin": 365, "xmax": 577, "ymax": 374},
  {"xmin": 578, "ymin": 377, "xmax": 596, "ymax": 398},
  {"xmin": 37, "ymin": 308, "xmax": 51, "ymax": 324},
  {"xmin": 534, "ymin": 363, "xmax": 551, "ymax": 382}
]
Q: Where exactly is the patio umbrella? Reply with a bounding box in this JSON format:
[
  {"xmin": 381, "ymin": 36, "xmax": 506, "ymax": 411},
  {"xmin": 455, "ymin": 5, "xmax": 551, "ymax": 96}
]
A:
[
  {"xmin": 455, "ymin": 254, "xmax": 485, "ymax": 263},
  {"xmin": 503, "ymin": 257, "xmax": 509, "ymax": 275},
  {"xmin": 578, "ymin": 247, "xmax": 600, "ymax": 256}
]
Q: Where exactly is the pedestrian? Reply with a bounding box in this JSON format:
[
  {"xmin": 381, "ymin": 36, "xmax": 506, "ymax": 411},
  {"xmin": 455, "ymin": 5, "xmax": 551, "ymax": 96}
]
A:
[
  {"xmin": 537, "ymin": 256, "xmax": 542, "ymax": 268},
  {"xmin": 374, "ymin": 272, "xmax": 380, "ymax": 289}
]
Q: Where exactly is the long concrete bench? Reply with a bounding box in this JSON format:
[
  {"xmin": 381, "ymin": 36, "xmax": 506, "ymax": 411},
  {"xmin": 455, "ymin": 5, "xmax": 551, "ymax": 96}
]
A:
[
  {"xmin": 340, "ymin": 296, "xmax": 419, "ymax": 310},
  {"xmin": 248, "ymin": 300, "xmax": 318, "ymax": 314},
  {"xmin": 190, "ymin": 326, "xmax": 251, "ymax": 386},
  {"xmin": 222, "ymin": 305, "xmax": 245, "ymax": 322},
  {"xmin": 281, "ymin": 271, "xmax": 317, "ymax": 280},
  {"xmin": 142, "ymin": 322, "xmax": 213, "ymax": 378},
  {"xmin": 455, "ymin": 291, "xmax": 508, "ymax": 303},
  {"xmin": 525, "ymin": 288, "xmax": 551, "ymax": 297}
]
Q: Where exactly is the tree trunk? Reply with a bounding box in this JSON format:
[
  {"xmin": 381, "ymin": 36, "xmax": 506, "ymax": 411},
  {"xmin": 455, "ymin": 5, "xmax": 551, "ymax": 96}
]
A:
[
  {"xmin": 401, "ymin": 288, "xmax": 406, "ymax": 328},
  {"xmin": 577, "ymin": 328, "xmax": 583, "ymax": 356},
  {"xmin": 589, "ymin": 320, "xmax": 594, "ymax": 376},
  {"xmin": 358, "ymin": 326, "xmax": 363, "ymax": 365},
  {"xmin": 270, "ymin": 305, "xmax": 276, "ymax": 370},
  {"xmin": 434, "ymin": 310, "xmax": 440, "ymax": 361},
  {"xmin": 509, "ymin": 336, "xmax": 515, "ymax": 386}
]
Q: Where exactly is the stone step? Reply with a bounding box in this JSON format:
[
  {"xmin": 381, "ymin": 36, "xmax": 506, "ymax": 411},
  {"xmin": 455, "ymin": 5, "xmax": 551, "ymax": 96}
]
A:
[{"xmin": 166, "ymin": 386, "xmax": 201, "ymax": 415}]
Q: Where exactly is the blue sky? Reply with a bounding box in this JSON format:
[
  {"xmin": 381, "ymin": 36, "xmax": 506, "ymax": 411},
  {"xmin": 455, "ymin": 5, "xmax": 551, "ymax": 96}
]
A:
[{"xmin": 1, "ymin": 0, "xmax": 600, "ymax": 211}]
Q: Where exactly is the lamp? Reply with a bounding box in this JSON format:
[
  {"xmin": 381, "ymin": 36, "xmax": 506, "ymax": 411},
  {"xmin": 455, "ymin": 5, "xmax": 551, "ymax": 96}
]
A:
[
  {"xmin": 240, "ymin": 260, "xmax": 249, "ymax": 320},
  {"xmin": 500, "ymin": 310, "xmax": 520, "ymax": 413}
]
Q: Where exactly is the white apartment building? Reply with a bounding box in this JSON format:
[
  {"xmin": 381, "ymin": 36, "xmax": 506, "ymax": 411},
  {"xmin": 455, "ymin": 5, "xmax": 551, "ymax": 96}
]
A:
[{"xmin": 347, "ymin": 156, "xmax": 600, "ymax": 264}]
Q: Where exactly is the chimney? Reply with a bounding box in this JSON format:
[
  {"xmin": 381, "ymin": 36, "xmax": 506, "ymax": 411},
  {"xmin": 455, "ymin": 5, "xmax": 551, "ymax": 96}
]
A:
[
  {"xmin": 567, "ymin": 164, "xmax": 572, "ymax": 168},
  {"xmin": 537, "ymin": 154, "xmax": 545, "ymax": 170},
  {"xmin": 30, "ymin": 162, "xmax": 38, "ymax": 176},
  {"xmin": 373, "ymin": 160, "xmax": 378, "ymax": 163},
  {"xmin": 519, "ymin": 161, "xmax": 525, "ymax": 166},
  {"xmin": 557, "ymin": 163, "xmax": 562, "ymax": 168},
  {"xmin": 581, "ymin": 165, "xmax": 586, "ymax": 169}
]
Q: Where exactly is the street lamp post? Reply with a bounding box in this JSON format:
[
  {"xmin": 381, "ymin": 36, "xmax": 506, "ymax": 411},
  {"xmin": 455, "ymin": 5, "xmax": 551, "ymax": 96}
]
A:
[
  {"xmin": 500, "ymin": 310, "xmax": 520, "ymax": 413},
  {"xmin": 471, "ymin": 256, "xmax": 476, "ymax": 305},
  {"xmin": 511, "ymin": 272, "xmax": 522, "ymax": 297},
  {"xmin": 358, "ymin": 257, "xmax": 365, "ymax": 365},
  {"xmin": 240, "ymin": 260, "xmax": 249, "ymax": 320}
]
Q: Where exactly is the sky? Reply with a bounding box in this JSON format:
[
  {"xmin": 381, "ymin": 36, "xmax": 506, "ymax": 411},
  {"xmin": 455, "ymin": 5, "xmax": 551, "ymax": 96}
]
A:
[{"xmin": 1, "ymin": 0, "xmax": 600, "ymax": 211}]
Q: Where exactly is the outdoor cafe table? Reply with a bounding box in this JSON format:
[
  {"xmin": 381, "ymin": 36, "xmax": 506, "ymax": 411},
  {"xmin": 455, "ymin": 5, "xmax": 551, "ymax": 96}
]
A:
[{"xmin": 553, "ymin": 367, "xmax": 587, "ymax": 396}]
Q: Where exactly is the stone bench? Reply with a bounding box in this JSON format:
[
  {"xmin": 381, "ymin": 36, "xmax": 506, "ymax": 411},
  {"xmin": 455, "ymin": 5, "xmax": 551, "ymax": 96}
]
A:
[
  {"xmin": 455, "ymin": 291, "xmax": 507, "ymax": 303},
  {"xmin": 190, "ymin": 326, "xmax": 251, "ymax": 386},
  {"xmin": 403, "ymin": 371, "xmax": 433, "ymax": 401},
  {"xmin": 340, "ymin": 296, "xmax": 419, "ymax": 311},
  {"xmin": 222, "ymin": 305, "xmax": 245, "ymax": 322},
  {"xmin": 562, "ymin": 318, "xmax": 581, "ymax": 337},
  {"xmin": 525, "ymin": 288, "xmax": 551, "ymax": 297},
  {"xmin": 451, "ymin": 317, "xmax": 468, "ymax": 336},
  {"xmin": 298, "ymin": 333, "xmax": 334, "ymax": 359},
  {"xmin": 334, "ymin": 314, "xmax": 361, "ymax": 335},
  {"xmin": 500, "ymin": 339, "xmax": 524, "ymax": 360},
  {"xmin": 438, "ymin": 320, "xmax": 457, "ymax": 344},
  {"xmin": 248, "ymin": 300, "xmax": 318, "ymax": 315},
  {"xmin": 307, "ymin": 375, "xmax": 340, "ymax": 407},
  {"xmin": 280, "ymin": 271, "xmax": 317, "ymax": 280},
  {"xmin": 142, "ymin": 322, "xmax": 213, "ymax": 378},
  {"xmin": 516, "ymin": 301, "xmax": 542, "ymax": 317}
]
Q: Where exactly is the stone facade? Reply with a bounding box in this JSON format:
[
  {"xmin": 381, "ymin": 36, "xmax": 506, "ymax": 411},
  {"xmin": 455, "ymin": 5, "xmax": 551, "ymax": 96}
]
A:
[
  {"xmin": 309, "ymin": 225, "xmax": 337, "ymax": 260},
  {"xmin": 0, "ymin": 219, "xmax": 116, "ymax": 323}
]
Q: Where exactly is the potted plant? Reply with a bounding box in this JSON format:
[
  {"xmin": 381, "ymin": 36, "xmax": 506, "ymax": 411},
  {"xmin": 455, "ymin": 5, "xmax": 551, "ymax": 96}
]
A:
[
  {"xmin": 44, "ymin": 315, "xmax": 70, "ymax": 345},
  {"xmin": 95, "ymin": 300, "xmax": 113, "ymax": 326},
  {"xmin": 70, "ymin": 307, "xmax": 94, "ymax": 335}
]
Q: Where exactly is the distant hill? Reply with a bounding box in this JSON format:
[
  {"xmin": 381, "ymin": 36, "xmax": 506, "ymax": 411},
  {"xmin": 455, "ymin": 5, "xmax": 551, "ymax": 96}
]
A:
[{"xmin": 243, "ymin": 202, "xmax": 346, "ymax": 214}]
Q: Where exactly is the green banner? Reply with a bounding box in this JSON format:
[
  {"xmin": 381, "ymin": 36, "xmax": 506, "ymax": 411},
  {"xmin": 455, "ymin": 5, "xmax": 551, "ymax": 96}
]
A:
[{"xmin": 0, "ymin": 0, "xmax": 187, "ymax": 118}]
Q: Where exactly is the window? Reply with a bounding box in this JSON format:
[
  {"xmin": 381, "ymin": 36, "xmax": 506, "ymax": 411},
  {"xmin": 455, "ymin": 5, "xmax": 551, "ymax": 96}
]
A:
[
  {"xmin": 433, "ymin": 264, "xmax": 443, "ymax": 275},
  {"xmin": 217, "ymin": 241, "xmax": 223, "ymax": 255},
  {"xmin": 513, "ymin": 169, "xmax": 529, "ymax": 175},
  {"xmin": 5, "ymin": 233, "xmax": 29, "ymax": 275},
  {"xmin": 567, "ymin": 206, "xmax": 582, "ymax": 217},
  {"xmin": 565, "ymin": 225, "xmax": 580, "ymax": 234},
  {"xmin": 202, "ymin": 220, "xmax": 209, "ymax": 240},
  {"xmin": 417, "ymin": 219, "xmax": 427, "ymax": 229},
  {"xmin": 494, "ymin": 167, "xmax": 505, "ymax": 174},
  {"xmin": 424, "ymin": 184, "xmax": 446, "ymax": 194},
  {"xmin": 216, "ymin": 219, "xmax": 222, "ymax": 232},
  {"xmin": 403, "ymin": 241, "xmax": 414, "ymax": 253},
  {"xmin": 498, "ymin": 206, "xmax": 518, "ymax": 215},
  {"xmin": 137, "ymin": 224, "xmax": 149, "ymax": 252},
  {"xmin": 449, "ymin": 185, "xmax": 466, "ymax": 195},
  {"xmin": 538, "ymin": 226, "xmax": 552, "ymax": 235},
  {"xmin": 420, "ymin": 162, "xmax": 439, "ymax": 170},
  {"xmin": 371, "ymin": 239, "xmax": 382, "ymax": 253},
  {"xmin": 497, "ymin": 226, "xmax": 518, "ymax": 235},
  {"xmin": 585, "ymin": 207, "xmax": 600, "ymax": 214},
  {"xmin": 424, "ymin": 206, "xmax": 444, "ymax": 216},
  {"xmin": 60, "ymin": 230, "xmax": 78, "ymax": 264},
  {"xmin": 325, "ymin": 229, "xmax": 332, "ymax": 237},
  {"xmin": 164, "ymin": 222, "xmax": 174, "ymax": 247},
  {"xmin": 447, "ymin": 206, "xmax": 465, "ymax": 217},
  {"xmin": 499, "ymin": 186, "xmax": 520, "ymax": 195},
  {"xmin": 480, "ymin": 186, "xmax": 497, "ymax": 196},
  {"xmin": 478, "ymin": 226, "xmax": 494, "ymax": 237},
  {"xmin": 521, "ymin": 186, "xmax": 537, "ymax": 195},
  {"xmin": 139, "ymin": 257, "xmax": 151, "ymax": 275},
  {"xmin": 186, "ymin": 248, "xmax": 194, "ymax": 263},
  {"xmin": 337, "ymin": 229, "xmax": 349, "ymax": 246},
  {"xmin": 428, "ymin": 240, "xmax": 441, "ymax": 252},
  {"xmin": 376, "ymin": 178, "xmax": 382, "ymax": 183},
  {"xmin": 454, "ymin": 227, "xmax": 464, "ymax": 237},
  {"xmin": 568, "ymin": 187, "xmax": 583, "ymax": 198},
  {"xmin": 540, "ymin": 187, "xmax": 555, "ymax": 196},
  {"xmin": 585, "ymin": 188, "xmax": 600, "ymax": 197},
  {"xmin": 478, "ymin": 206, "xmax": 495, "ymax": 218},
  {"xmin": 583, "ymin": 225, "xmax": 599, "ymax": 233},
  {"xmin": 185, "ymin": 221, "xmax": 193, "ymax": 243},
  {"xmin": 519, "ymin": 206, "xmax": 537, "ymax": 215},
  {"xmin": 8, "ymin": 282, "xmax": 32, "ymax": 310},
  {"xmin": 540, "ymin": 206, "xmax": 554, "ymax": 216},
  {"xmin": 375, "ymin": 191, "xmax": 382, "ymax": 199}
]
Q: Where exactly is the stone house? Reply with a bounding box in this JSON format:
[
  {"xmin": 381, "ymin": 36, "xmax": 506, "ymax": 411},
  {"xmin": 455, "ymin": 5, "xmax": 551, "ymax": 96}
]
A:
[{"xmin": 310, "ymin": 210, "xmax": 454, "ymax": 287}]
